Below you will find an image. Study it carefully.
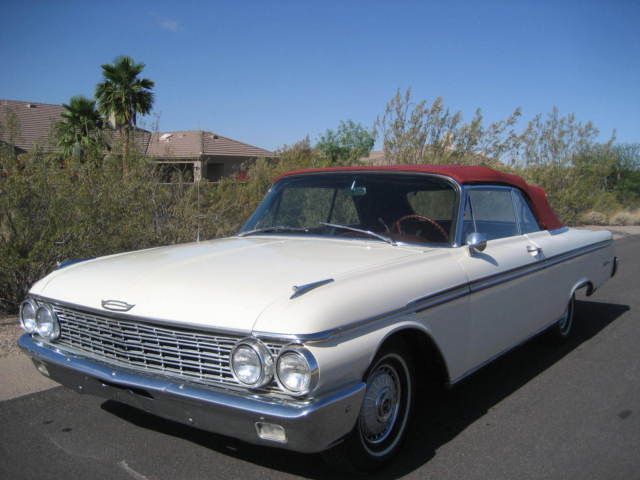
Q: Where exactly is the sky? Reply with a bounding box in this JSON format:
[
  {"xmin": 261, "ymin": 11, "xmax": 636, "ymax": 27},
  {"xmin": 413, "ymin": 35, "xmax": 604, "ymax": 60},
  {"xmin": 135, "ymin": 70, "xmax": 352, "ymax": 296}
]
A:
[{"xmin": 1, "ymin": 0, "xmax": 638, "ymax": 151}]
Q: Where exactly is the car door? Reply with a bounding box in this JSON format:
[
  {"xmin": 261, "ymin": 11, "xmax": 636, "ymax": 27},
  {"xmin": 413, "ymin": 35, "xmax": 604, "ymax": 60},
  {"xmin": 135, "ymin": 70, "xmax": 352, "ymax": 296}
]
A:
[
  {"xmin": 512, "ymin": 189, "xmax": 581, "ymax": 327},
  {"xmin": 456, "ymin": 186, "xmax": 549, "ymax": 371}
]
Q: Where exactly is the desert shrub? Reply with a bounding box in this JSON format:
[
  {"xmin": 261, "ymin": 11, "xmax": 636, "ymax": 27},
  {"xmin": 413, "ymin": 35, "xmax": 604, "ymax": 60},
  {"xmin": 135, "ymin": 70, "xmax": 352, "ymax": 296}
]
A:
[
  {"xmin": 372, "ymin": 91, "xmax": 640, "ymax": 225},
  {"xmin": 609, "ymin": 210, "xmax": 640, "ymax": 226},
  {"xmin": 0, "ymin": 138, "xmax": 327, "ymax": 313},
  {"xmin": 610, "ymin": 211, "xmax": 632, "ymax": 226},
  {"xmin": 579, "ymin": 211, "xmax": 609, "ymax": 226},
  {"xmin": 0, "ymin": 148, "xmax": 192, "ymax": 311},
  {"xmin": 516, "ymin": 162, "xmax": 620, "ymax": 225}
]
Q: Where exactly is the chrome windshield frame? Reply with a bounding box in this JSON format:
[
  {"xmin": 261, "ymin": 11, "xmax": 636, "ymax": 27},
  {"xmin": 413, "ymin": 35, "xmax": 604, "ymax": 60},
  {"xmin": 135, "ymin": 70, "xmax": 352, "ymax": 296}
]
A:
[{"xmin": 238, "ymin": 171, "xmax": 464, "ymax": 248}]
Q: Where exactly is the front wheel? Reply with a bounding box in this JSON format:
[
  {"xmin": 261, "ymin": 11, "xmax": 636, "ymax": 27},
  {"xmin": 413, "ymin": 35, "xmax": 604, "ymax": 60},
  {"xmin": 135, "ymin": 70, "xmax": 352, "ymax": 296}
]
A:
[{"xmin": 324, "ymin": 342, "xmax": 414, "ymax": 472}]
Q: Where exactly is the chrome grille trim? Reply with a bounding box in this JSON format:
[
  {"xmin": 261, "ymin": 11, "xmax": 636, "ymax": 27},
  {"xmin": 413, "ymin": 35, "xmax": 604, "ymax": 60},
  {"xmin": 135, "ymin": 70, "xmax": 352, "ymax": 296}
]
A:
[{"xmin": 50, "ymin": 304, "xmax": 284, "ymax": 391}]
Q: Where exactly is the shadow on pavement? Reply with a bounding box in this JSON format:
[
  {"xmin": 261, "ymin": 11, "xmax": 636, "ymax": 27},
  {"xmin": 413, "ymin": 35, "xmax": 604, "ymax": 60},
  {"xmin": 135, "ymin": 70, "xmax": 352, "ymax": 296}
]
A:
[{"xmin": 101, "ymin": 299, "xmax": 629, "ymax": 479}]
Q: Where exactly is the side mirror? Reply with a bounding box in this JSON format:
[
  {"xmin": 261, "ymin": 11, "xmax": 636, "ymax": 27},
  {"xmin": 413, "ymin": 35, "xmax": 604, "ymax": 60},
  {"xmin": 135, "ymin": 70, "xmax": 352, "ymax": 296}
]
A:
[{"xmin": 466, "ymin": 232, "xmax": 487, "ymax": 254}]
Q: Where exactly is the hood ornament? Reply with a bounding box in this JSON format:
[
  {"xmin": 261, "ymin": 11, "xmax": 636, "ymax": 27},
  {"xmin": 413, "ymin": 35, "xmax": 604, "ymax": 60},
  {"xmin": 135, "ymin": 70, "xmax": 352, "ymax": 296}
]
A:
[{"xmin": 101, "ymin": 299, "xmax": 135, "ymax": 312}]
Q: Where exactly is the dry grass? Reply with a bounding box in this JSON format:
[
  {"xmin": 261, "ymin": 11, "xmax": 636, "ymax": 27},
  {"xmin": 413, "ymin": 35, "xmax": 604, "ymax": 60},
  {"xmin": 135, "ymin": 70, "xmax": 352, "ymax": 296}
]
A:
[
  {"xmin": 579, "ymin": 211, "xmax": 609, "ymax": 226},
  {"xmin": 609, "ymin": 209, "xmax": 640, "ymax": 226},
  {"xmin": 579, "ymin": 209, "xmax": 640, "ymax": 226}
]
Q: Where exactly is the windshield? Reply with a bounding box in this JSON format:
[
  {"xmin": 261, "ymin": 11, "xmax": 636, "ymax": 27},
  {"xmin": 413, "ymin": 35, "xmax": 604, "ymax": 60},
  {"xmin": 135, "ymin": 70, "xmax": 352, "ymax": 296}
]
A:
[{"xmin": 239, "ymin": 173, "xmax": 459, "ymax": 245}]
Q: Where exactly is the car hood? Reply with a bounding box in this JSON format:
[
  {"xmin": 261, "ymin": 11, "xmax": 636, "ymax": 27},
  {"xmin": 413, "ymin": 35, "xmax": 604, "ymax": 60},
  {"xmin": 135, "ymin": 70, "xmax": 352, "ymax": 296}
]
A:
[{"xmin": 31, "ymin": 236, "xmax": 422, "ymax": 332}]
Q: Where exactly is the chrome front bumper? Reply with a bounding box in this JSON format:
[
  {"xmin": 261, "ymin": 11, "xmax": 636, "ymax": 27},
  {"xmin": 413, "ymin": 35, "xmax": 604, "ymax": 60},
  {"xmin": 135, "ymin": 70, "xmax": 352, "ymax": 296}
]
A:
[{"xmin": 18, "ymin": 334, "xmax": 365, "ymax": 453}]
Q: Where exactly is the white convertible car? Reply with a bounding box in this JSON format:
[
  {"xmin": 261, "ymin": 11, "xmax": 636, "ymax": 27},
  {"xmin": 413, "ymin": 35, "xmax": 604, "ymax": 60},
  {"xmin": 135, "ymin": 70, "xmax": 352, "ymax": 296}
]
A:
[{"xmin": 18, "ymin": 165, "xmax": 617, "ymax": 470}]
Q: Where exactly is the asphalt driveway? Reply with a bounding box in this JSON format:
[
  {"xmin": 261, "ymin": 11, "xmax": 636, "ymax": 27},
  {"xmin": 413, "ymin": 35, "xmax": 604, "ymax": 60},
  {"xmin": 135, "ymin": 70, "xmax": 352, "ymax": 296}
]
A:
[{"xmin": 1, "ymin": 236, "xmax": 638, "ymax": 480}]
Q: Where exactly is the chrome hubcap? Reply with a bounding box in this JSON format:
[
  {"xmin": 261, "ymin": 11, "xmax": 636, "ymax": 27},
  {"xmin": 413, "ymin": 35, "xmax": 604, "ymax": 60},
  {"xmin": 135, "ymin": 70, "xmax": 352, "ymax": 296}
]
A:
[{"xmin": 360, "ymin": 364, "xmax": 401, "ymax": 444}]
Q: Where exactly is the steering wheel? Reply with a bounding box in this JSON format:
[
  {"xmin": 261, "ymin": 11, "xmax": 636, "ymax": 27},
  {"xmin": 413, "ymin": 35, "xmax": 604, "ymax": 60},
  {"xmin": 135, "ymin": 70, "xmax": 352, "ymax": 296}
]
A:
[{"xmin": 392, "ymin": 214, "xmax": 449, "ymax": 242}]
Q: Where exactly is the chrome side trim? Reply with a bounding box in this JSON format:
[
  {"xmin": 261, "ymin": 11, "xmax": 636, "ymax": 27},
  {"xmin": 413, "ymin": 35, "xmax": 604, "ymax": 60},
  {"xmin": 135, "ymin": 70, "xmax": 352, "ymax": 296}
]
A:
[
  {"xmin": 407, "ymin": 285, "xmax": 471, "ymax": 313},
  {"xmin": 290, "ymin": 279, "xmax": 334, "ymax": 299},
  {"xmin": 256, "ymin": 308, "xmax": 408, "ymax": 343},
  {"xmin": 256, "ymin": 239, "xmax": 613, "ymax": 343},
  {"xmin": 257, "ymin": 285, "xmax": 471, "ymax": 343},
  {"xmin": 469, "ymin": 239, "xmax": 612, "ymax": 293},
  {"xmin": 543, "ymin": 239, "xmax": 611, "ymax": 267}
]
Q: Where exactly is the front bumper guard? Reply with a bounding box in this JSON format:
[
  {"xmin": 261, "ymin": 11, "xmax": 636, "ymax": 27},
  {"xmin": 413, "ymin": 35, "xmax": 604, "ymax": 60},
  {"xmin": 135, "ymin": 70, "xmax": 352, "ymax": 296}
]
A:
[{"xmin": 18, "ymin": 334, "xmax": 365, "ymax": 453}]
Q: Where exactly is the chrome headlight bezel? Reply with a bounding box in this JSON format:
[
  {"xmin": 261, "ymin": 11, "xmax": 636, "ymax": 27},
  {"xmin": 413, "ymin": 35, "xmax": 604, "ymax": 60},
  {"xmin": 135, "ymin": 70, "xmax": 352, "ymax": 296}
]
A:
[
  {"xmin": 19, "ymin": 298, "xmax": 38, "ymax": 333},
  {"xmin": 275, "ymin": 344, "xmax": 319, "ymax": 396},
  {"xmin": 230, "ymin": 338, "xmax": 274, "ymax": 388},
  {"xmin": 34, "ymin": 303, "xmax": 61, "ymax": 341}
]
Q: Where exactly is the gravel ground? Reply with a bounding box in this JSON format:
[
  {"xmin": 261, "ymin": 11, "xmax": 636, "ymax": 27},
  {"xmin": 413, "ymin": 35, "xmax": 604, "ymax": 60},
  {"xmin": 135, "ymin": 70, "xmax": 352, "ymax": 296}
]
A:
[{"xmin": 0, "ymin": 316, "xmax": 22, "ymax": 358}]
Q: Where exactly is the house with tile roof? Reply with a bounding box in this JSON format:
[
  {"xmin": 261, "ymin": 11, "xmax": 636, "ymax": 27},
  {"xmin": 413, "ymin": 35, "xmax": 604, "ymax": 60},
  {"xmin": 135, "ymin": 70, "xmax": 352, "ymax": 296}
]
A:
[
  {"xmin": 0, "ymin": 99, "xmax": 275, "ymax": 181},
  {"xmin": 0, "ymin": 99, "xmax": 63, "ymax": 153},
  {"xmin": 147, "ymin": 130, "xmax": 274, "ymax": 181}
]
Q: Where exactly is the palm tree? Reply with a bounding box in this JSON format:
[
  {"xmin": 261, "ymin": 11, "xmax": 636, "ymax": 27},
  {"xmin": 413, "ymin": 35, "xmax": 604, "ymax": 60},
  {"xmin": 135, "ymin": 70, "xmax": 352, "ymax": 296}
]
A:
[
  {"xmin": 56, "ymin": 96, "xmax": 104, "ymax": 160},
  {"xmin": 95, "ymin": 55, "xmax": 154, "ymax": 172}
]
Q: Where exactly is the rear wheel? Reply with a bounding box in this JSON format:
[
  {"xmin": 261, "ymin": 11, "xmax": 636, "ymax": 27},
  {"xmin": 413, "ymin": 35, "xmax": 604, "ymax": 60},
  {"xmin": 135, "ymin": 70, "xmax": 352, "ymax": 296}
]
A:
[
  {"xmin": 547, "ymin": 294, "xmax": 575, "ymax": 342},
  {"xmin": 323, "ymin": 341, "xmax": 414, "ymax": 472}
]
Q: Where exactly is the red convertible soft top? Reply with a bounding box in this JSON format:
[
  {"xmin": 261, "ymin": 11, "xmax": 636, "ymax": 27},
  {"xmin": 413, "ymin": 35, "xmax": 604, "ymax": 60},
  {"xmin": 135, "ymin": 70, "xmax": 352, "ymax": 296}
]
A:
[{"xmin": 276, "ymin": 165, "xmax": 564, "ymax": 230}]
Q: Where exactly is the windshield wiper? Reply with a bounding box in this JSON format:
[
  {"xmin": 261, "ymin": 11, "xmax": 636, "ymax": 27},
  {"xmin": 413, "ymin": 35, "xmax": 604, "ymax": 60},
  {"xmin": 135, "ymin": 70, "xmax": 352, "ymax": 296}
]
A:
[
  {"xmin": 237, "ymin": 226, "xmax": 310, "ymax": 237},
  {"xmin": 319, "ymin": 222, "xmax": 397, "ymax": 246}
]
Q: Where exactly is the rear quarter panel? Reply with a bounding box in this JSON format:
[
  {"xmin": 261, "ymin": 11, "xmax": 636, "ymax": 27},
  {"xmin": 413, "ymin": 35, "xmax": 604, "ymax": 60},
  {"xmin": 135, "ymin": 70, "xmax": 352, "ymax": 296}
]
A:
[{"xmin": 527, "ymin": 228, "xmax": 614, "ymax": 295}]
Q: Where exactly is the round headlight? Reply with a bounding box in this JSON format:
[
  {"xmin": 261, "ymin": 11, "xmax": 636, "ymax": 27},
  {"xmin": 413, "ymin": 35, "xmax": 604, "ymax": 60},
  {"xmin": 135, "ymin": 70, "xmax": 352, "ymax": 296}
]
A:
[
  {"xmin": 230, "ymin": 338, "xmax": 274, "ymax": 388},
  {"xmin": 276, "ymin": 346, "xmax": 318, "ymax": 395},
  {"xmin": 19, "ymin": 299, "xmax": 38, "ymax": 333},
  {"xmin": 35, "ymin": 305, "xmax": 60, "ymax": 340}
]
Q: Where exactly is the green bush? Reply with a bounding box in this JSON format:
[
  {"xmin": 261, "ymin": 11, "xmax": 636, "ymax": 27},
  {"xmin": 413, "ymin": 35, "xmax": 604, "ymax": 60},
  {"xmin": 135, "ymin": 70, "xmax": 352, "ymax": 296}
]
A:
[
  {"xmin": 0, "ymin": 139, "xmax": 326, "ymax": 313},
  {"xmin": 1, "ymin": 149, "xmax": 169, "ymax": 311}
]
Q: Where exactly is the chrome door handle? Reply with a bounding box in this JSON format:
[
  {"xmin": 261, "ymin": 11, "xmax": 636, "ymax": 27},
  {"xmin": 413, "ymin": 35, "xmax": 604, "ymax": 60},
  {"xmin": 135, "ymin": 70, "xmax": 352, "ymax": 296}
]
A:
[{"xmin": 526, "ymin": 245, "xmax": 542, "ymax": 255}]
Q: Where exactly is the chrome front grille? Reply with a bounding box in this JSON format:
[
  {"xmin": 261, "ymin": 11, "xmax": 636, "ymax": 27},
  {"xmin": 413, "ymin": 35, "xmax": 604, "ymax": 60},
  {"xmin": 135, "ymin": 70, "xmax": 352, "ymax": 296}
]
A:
[{"xmin": 51, "ymin": 304, "xmax": 283, "ymax": 390}]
